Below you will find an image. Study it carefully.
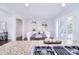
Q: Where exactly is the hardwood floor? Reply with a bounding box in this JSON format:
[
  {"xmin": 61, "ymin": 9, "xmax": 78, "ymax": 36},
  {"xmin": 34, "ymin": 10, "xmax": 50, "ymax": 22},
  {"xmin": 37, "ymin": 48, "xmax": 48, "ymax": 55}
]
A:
[
  {"xmin": 0, "ymin": 36, "xmax": 28, "ymax": 46},
  {"xmin": 24, "ymin": 37, "xmax": 27, "ymax": 41},
  {"xmin": 16, "ymin": 36, "xmax": 22, "ymax": 41},
  {"xmin": 0, "ymin": 40, "xmax": 10, "ymax": 46},
  {"xmin": 16, "ymin": 36, "xmax": 27, "ymax": 41}
]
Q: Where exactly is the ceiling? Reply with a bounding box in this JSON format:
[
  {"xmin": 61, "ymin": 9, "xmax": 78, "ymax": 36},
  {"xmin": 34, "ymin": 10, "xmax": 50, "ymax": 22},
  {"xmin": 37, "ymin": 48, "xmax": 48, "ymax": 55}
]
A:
[{"xmin": 0, "ymin": 3, "xmax": 79, "ymax": 20}]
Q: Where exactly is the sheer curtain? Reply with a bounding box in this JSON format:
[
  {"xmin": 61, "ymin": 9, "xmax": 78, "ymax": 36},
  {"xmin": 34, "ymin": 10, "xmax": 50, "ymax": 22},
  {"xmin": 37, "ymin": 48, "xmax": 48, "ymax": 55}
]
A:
[
  {"xmin": 58, "ymin": 16, "xmax": 73, "ymax": 40},
  {"xmin": 0, "ymin": 15, "xmax": 16, "ymax": 41}
]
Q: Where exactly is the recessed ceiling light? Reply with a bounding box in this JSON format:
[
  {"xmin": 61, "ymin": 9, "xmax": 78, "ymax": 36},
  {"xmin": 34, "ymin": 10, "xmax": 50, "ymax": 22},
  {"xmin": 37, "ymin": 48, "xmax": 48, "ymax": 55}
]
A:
[
  {"xmin": 61, "ymin": 3, "xmax": 66, "ymax": 7},
  {"xmin": 25, "ymin": 3, "xmax": 29, "ymax": 7}
]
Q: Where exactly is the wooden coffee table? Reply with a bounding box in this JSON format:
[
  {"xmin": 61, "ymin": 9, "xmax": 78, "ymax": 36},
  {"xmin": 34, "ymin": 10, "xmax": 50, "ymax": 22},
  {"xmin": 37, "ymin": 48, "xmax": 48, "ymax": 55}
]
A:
[{"xmin": 44, "ymin": 39, "xmax": 62, "ymax": 44}]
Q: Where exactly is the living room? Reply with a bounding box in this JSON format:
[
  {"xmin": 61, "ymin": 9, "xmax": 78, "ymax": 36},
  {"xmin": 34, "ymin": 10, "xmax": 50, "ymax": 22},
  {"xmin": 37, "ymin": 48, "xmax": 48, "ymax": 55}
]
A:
[{"xmin": 0, "ymin": 3, "xmax": 79, "ymax": 55}]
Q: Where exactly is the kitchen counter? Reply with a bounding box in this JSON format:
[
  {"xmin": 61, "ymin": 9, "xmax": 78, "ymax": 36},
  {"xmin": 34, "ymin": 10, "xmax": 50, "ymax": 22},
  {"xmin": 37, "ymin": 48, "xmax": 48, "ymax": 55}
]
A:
[{"xmin": 0, "ymin": 40, "xmax": 79, "ymax": 55}]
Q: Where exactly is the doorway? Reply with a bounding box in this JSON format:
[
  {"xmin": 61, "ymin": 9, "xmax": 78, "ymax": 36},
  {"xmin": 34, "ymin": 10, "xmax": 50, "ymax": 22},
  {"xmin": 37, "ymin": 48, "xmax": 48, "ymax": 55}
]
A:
[{"xmin": 16, "ymin": 19, "xmax": 23, "ymax": 41}]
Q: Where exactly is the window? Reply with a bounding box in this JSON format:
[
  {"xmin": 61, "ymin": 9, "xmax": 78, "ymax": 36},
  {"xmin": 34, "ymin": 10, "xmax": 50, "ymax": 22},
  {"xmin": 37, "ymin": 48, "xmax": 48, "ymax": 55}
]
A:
[{"xmin": 57, "ymin": 16, "xmax": 73, "ymax": 40}]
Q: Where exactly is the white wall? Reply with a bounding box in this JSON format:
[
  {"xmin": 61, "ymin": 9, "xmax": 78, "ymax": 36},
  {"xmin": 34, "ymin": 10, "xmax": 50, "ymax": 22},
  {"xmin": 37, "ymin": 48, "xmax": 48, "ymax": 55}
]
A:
[
  {"xmin": 22, "ymin": 17, "xmax": 56, "ymax": 39},
  {"xmin": 73, "ymin": 10, "xmax": 79, "ymax": 40}
]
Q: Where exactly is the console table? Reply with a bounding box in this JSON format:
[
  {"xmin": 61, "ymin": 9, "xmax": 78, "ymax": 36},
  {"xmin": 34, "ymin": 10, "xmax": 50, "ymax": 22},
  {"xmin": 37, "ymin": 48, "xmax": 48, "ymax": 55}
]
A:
[{"xmin": 0, "ymin": 32, "xmax": 8, "ymax": 41}]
